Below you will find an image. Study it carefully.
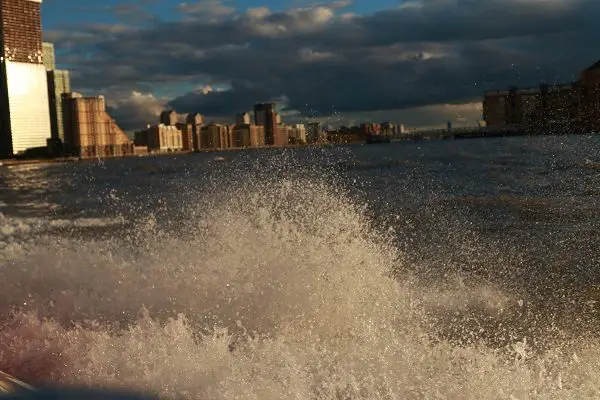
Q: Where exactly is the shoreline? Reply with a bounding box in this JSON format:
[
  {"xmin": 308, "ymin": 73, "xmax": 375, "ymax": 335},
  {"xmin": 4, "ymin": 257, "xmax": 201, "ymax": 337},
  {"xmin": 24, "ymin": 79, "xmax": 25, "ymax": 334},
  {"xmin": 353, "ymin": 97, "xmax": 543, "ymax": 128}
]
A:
[
  {"xmin": 1, "ymin": 132, "xmax": 597, "ymax": 168},
  {"xmin": 0, "ymin": 144, "xmax": 316, "ymax": 167}
]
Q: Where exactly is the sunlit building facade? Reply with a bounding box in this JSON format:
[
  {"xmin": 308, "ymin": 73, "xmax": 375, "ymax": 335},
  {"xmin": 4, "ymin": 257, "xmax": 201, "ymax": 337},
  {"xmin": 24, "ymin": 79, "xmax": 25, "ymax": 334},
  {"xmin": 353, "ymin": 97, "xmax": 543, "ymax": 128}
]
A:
[
  {"xmin": 236, "ymin": 112, "xmax": 251, "ymax": 125},
  {"xmin": 42, "ymin": 42, "xmax": 55, "ymax": 70},
  {"xmin": 0, "ymin": 0, "xmax": 52, "ymax": 157},
  {"xmin": 292, "ymin": 124, "xmax": 307, "ymax": 143},
  {"xmin": 135, "ymin": 123, "xmax": 183, "ymax": 152},
  {"xmin": 160, "ymin": 110, "xmax": 178, "ymax": 126},
  {"xmin": 62, "ymin": 93, "xmax": 134, "ymax": 157}
]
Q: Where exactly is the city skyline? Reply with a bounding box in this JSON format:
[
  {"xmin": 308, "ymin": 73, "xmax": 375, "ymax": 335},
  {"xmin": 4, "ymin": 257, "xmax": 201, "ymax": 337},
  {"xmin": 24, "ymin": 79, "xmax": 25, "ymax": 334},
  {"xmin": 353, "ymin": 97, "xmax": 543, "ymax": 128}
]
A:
[{"xmin": 39, "ymin": 0, "xmax": 600, "ymax": 131}]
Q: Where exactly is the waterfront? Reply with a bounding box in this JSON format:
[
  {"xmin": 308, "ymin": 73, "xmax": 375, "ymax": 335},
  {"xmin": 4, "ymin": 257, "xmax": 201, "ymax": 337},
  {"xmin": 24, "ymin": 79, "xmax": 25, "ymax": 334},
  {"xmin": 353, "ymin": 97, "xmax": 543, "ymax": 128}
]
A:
[{"xmin": 1, "ymin": 135, "xmax": 599, "ymax": 398}]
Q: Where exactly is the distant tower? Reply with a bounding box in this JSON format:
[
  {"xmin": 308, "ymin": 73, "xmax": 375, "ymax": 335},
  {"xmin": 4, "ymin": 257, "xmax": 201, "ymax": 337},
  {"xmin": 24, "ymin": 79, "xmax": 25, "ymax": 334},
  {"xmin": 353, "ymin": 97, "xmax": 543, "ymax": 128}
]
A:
[
  {"xmin": 160, "ymin": 110, "xmax": 178, "ymax": 126},
  {"xmin": 0, "ymin": 0, "xmax": 53, "ymax": 157},
  {"xmin": 42, "ymin": 42, "xmax": 55, "ymax": 71},
  {"xmin": 186, "ymin": 112, "xmax": 203, "ymax": 126},
  {"xmin": 236, "ymin": 112, "xmax": 250, "ymax": 125},
  {"xmin": 253, "ymin": 103, "xmax": 280, "ymax": 145},
  {"xmin": 186, "ymin": 112, "xmax": 203, "ymax": 150},
  {"xmin": 306, "ymin": 122, "xmax": 321, "ymax": 144},
  {"xmin": 254, "ymin": 103, "xmax": 274, "ymax": 126},
  {"xmin": 44, "ymin": 42, "xmax": 71, "ymax": 143}
]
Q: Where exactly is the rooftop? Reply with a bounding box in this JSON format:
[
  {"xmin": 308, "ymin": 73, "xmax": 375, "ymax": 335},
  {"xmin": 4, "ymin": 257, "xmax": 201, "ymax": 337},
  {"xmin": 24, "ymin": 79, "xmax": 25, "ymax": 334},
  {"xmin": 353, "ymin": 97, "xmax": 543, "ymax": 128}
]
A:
[{"xmin": 585, "ymin": 60, "xmax": 600, "ymax": 71}]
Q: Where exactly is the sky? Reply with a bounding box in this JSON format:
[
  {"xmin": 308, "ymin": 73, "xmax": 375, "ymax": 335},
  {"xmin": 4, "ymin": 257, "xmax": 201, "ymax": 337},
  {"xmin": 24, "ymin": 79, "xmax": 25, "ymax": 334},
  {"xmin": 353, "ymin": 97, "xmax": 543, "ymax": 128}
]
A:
[{"xmin": 41, "ymin": 0, "xmax": 600, "ymax": 131}]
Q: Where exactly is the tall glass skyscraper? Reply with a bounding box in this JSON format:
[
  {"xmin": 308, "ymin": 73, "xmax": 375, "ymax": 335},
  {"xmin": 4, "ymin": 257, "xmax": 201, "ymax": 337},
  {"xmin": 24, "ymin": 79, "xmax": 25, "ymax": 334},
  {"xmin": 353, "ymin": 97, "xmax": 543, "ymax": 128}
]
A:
[{"xmin": 0, "ymin": 0, "xmax": 52, "ymax": 157}]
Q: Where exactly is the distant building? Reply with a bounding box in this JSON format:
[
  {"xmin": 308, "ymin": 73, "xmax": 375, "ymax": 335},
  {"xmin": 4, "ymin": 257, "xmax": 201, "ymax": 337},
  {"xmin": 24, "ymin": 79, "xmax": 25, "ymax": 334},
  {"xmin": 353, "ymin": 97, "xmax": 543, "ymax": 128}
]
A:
[
  {"xmin": 327, "ymin": 129, "xmax": 363, "ymax": 144},
  {"xmin": 43, "ymin": 42, "xmax": 71, "ymax": 144},
  {"xmin": 227, "ymin": 124, "xmax": 236, "ymax": 147},
  {"xmin": 232, "ymin": 124, "xmax": 265, "ymax": 147},
  {"xmin": 185, "ymin": 113, "xmax": 203, "ymax": 150},
  {"xmin": 483, "ymin": 84, "xmax": 578, "ymax": 132},
  {"xmin": 280, "ymin": 124, "xmax": 307, "ymax": 145},
  {"xmin": 232, "ymin": 125, "xmax": 251, "ymax": 147},
  {"xmin": 160, "ymin": 110, "xmax": 178, "ymax": 126},
  {"xmin": 62, "ymin": 93, "xmax": 133, "ymax": 158},
  {"xmin": 581, "ymin": 61, "xmax": 600, "ymax": 86},
  {"xmin": 0, "ymin": 0, "xmax": 53, "ymax": 157},
  {"xmin": 236, "ymin": 112, "xmax": 251, "ymax": 125},
  {"xmin": 305, "ymin": 122, "xmax": 322, "ymax": 144},
  {"xmin": 42, "ymin": 42, "xmax": 71, "ymax": 144},
  {"xmin": 251, "ymin": 125, "xmax": 266, "ymax": 147},
  {"xmin": 135, "ymin": 124, "xmax": 183, "ymax": 152},
  {"xmin": 175, "ymin": 123, "xmax": 194, "ymax": 151},
  {"xmin": 201, "ymin": 123, "xmax": 230, "ymax": 149},
  {"xmin": 483, "ymin": 60, "xmax": 600, "ymax": 133},
  {"xmin": 186, "ymin": 112, "xmax": 203, "ymax": 126},
  {"xmin": 253, "ymin": 103, "xmax": 273, "ymax": 126},
  {"xmin": 381, "ymin": 122, "xmax": 396, "ymax": 135},
  {"xmin": 47, "ymin": 69, "xmax": 71, "ymax": 142},
  {"xmin": 360, "ymin": 123, "xmax": 381, "ymax": 135},
  {"xmin": 42, "ymin": 42, "xmax": 55, "ymax": 71},
  {"xmin": 254, "ymin": 103, "xmax": 282, "ymax": 145},
  {"xmin": 293, "ymin": 124, "xmax": 307, "ymax": 143},
  {"xmin": 272, "ymin": 113, "xmax": 286, "ymax": 145},
  {"xmin": 279, "ymin": 125, "xmax": 292, "ymax": 145},
  {"xmin": 134, "ymin": 128, "xmax": 149, "ymax": 148},
  {"xmin": 580, "ymin": 61, "xmax": 600, "ymax": 130},
  {"xmin": 381, "ymin": 122, "xmax": 405, "ymax": 135}
]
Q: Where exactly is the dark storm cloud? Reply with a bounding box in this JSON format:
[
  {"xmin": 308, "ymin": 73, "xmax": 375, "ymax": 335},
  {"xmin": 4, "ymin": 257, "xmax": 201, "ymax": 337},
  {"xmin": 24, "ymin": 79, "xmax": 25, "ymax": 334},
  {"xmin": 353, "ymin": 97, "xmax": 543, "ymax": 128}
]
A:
[
  {"xmin": 48, "ymin": 0, "xmax": 600, "ymax": 128},
  {"xmin": 349, "ymin": 0, "xmax": 590, "ymax": 45},
  {"xmin": 169, "ymin": 80, "xmax": 281, "ymax": 115}
]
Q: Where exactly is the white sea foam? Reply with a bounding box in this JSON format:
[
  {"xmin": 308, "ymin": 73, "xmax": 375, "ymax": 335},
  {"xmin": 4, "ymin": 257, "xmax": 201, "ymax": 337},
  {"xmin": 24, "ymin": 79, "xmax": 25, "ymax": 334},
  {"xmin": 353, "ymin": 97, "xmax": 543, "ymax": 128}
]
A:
[
  {"xmin": 0, "ymin": 178, "xmax": 598, "ymax": 399},
  {"xmin": 0, "ymin": 213, "xmax": 126, "ymax": 239}
]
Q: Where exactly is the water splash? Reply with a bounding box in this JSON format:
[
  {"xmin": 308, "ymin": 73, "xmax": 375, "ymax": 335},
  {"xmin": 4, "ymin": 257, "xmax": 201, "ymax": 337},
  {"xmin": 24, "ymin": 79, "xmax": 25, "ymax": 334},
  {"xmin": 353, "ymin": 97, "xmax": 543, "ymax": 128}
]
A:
[{"xmin": 0, "ymin": 177, "xmax": 599, "ymax": 399}]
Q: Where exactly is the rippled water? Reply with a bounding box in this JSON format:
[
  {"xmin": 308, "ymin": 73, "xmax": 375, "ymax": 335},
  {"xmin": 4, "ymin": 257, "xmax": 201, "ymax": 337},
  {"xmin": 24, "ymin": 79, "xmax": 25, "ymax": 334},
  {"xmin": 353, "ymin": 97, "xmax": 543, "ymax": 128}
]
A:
[{"xmin": 1, "ymin": 135, "xmax": 599, "ymax": 399}]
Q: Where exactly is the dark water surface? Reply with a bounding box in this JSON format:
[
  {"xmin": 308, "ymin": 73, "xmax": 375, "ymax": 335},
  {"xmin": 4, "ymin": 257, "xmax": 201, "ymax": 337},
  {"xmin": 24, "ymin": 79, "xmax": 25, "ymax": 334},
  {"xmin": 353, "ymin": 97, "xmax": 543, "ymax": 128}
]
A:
[{"xmin": 1, "ymin": 135, "xmax": 599, "ymax": 399}]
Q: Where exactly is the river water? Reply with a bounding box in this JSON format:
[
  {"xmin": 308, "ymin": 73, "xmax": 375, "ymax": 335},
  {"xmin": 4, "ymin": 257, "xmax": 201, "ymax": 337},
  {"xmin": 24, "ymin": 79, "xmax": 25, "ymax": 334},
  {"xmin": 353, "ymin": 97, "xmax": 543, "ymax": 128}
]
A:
[{"xmin": 1, "ymin": 135, "xmax": 599, "ymax": 399}]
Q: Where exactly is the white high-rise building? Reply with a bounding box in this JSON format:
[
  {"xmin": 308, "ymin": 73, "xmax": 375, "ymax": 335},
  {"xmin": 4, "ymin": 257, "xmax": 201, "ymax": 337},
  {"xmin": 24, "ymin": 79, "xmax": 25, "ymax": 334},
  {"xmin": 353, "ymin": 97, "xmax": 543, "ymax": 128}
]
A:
[{"xmin": 0, "ymin": 0, "xmax": 53, "ymax": 157}]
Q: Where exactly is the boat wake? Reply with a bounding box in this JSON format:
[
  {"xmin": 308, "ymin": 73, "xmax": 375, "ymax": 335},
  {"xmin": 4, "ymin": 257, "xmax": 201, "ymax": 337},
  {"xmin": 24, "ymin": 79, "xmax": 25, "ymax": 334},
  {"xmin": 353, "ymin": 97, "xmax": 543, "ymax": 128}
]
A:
[{"xmin": 0, "ymin": 177, "xmax": 598, "ymax": 399}]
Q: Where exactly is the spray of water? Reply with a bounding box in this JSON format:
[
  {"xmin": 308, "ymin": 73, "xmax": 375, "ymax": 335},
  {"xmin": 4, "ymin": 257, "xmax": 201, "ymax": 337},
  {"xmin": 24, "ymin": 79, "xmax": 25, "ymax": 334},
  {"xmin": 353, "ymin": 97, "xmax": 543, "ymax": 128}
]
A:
[{"xmin": 0, "ymin": 176, "xmax": 599, "ymax": 399}]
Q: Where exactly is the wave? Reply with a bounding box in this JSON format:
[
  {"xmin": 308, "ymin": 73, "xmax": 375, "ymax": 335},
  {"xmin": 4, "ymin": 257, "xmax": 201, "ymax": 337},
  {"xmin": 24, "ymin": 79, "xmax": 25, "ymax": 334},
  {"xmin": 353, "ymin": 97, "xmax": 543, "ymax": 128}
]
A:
[
  {"xmin": 0, "ymin": 214, "xmax": 126, "ymax": 247},
  {"xmin": 0, "ymin": 177, "xmax": 599, "ymax": 399}
]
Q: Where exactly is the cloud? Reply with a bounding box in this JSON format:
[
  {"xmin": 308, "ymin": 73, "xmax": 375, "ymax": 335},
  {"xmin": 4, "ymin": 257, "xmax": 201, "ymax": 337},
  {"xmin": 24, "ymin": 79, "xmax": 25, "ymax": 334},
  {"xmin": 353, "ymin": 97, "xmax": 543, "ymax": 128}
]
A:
[
  {"xmin": 298, "ymin": 47, "xmax": 337, "ymax": 62},
  {"xmin": 49, "ymin": 0, "xmax": 600, "ymax": 128},
  {"xmin": 177, "ymin": 0, "xmax": 236, "ymax": 22},
  {"xmin": 168, "ymin": 80, "xmax": 282, "ymax": 118},
  {"xmin": 347, "ymin": 0, "xmax": 583, "ymax": 46},
  {"xmin": 329, "ymin": 0, "xmax": 353, "ymax": 10},
  {"xmin": 105, "ymin": 3, "xmax": 157, "ymax": 22},
  {"xmin": 238, "ymin": 6, "xmax": 335, "ymax": 37},
  {"xmin": 106, "ymin": 91, "xmax": 167, "ymax": 132}
]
